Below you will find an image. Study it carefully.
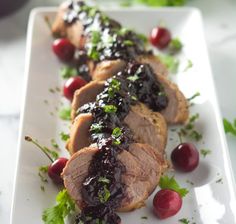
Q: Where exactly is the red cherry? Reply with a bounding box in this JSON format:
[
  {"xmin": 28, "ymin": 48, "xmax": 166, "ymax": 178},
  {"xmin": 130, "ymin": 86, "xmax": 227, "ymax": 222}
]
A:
[
  {"xmin": 150, "ymin": 27, "xmax": 171, "ymax": 49},
  {"xmin": 52, "ymin": 38, "xmax": 75, "ymax": 61},
  {"xmin": 153, "ymin": 189, "xmax": 182, "ymax": 219},
  {"xmin": 63, "ymin": 76, "xmax": 87, "ymax": 101},
  {"xmin": 48, "ymin": 157, "xmax": 68, "ymax": 184},
  {"xmin": 171, "ymin": 143, "xmax": 199, "ymax": 172}
]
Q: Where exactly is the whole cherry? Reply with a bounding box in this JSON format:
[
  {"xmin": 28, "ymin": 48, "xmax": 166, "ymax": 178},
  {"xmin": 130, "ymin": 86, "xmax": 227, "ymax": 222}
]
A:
[
  {"xmin": 171, "ymin": 142, "xmax": 199, "ymax": 172},
  {"xmin": 48, "ymin": 157, "xmax": 68, "ymax": 184},
  {"xmin": 153, "ymin": 189, "xmax": 182, "ymax": 219},
  {"xmin": 25, "ymin": 136, "xmax": 68, "ymax": 184},
  {"xmin": 63, "ymin": 76, "xmax": 87, "ymax": 101},
  {"xmin": 52, "ymin": 38, "xmax": 75, "ymax": 62},
  {"xmin": 150, "ymin": 26, "xmax": 171, "ymax": 49}
]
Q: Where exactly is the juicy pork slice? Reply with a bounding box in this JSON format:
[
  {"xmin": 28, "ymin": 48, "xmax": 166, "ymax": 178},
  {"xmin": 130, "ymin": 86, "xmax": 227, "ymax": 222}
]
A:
[
  {"xmin": 124, "ymin": 103, "xmax": 167, "ymax": 153},
  {"xmin": 67, "ymin": 103, "xmax": 167, "ymax": 155},
  {"xmin": 157, "ymin": 75, "xmax": 189, "ymax": 124},
  {"xmin": 71, "ymin": 72, "xmax": 188, "ymax": 124},
  {"xmin": 52, "ymin": 1, "xmax": 85, "ymax": 48},
  {"xmin": 62, "ymin": 143, "xmax": 166, "ymax": 212},
  {"xmin": 71, "ymin": 80, "xmax": 104, "ymax": 120},
  {"xmin": 67, "ymin": 113, "xmax": 93, "ymax": 155},
  {"xmin": 91, "ymin": 56, "xmax": 167, "ymax": 81}
]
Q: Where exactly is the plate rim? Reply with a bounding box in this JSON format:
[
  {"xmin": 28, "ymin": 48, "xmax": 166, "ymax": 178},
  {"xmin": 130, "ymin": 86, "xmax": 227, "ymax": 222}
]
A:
[{"xmin": 10, "ymin": 7, "xmax": 236, "ymax": 223}]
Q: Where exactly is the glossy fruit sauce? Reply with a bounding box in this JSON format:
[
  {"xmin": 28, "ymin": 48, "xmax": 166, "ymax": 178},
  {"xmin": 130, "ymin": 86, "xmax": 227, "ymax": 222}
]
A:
[{"xmin": 62, "ymin": 1, "xmax": 168, "ymax": 223}]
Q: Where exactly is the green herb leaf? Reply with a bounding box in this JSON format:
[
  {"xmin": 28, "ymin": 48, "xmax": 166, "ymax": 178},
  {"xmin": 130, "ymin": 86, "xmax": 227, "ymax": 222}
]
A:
[
  {"xmin": 98, "ymin": 185, "xmax": 111, "ymax": 203},
  {"xmin": 38, "ymin": 166, "xmax": 49, "ymax": 183},
  {"xmin": 98, "ymin": 177, "xmax": 110, "ymax": 184},
  {"xmin": 59, "ymin": 108, "xmax": 71, "ymax": 121},
  {"xmin": 179, "ymin": 218, "xmax": 190, "ymax": 224},
  {"xmin": 141, "ymin": 216, "xmax": 148, "ymax": 220},
  {"xmin": 90, "ymin": 123, "xmax": 103, "ymax": 133},
  {"xmin": 187, "ymin": 92, "xmax": 200, "ymax": 101},
  {"xmin": 123, "ymin": 40, "xmax": 134, "ymax": 46},
  {"xmin": 223, "ymin": 118, "xmax": 236, "ymax": 136},
  {"xmin": 169, "ymin": 38, "xmax": 183, "ymax": 53},
  {"xmin": 51, "ymin": 139, "xmax": 59, "ymax": 149},
  {"xmin": 60, "ymin": 132, "xmax": 70, "ymax": 141},
  {"xmin": 158, "ymin": 55, "xmax": 179, "ymax": 74},
  {"xmin": 137, "ymin": 0, "xmax": 186, "ymax": 6},
  {"xmin": 103, "ymin": 105, "xmax": 117, "ymax": 113},
  {"xmin": 112, "ymin": 127, "xmax": 122, "ymax": 138},
  {"xmin": 200, "ymin": 149, "xmax": 211, "ymax": 158},
  {"xmin": 127, "ymin": 74, "xmax": 139, "ymax": 82},
  {"xmin": 108, "ymin": 79, "xmax": 121, "ymax": 98},
  {"xmin": 179, "ymin": 113, "xmax": 202, "ymax": 141},
  {"xmin": 159, "ymin": 176, "xmax": 189, "ymax": 197},
  {"xmin": 60, "ymin": 66, "xmax": 77, "ymax": 79},
  {"xmin": 184, "ymin": 59, "xmax": 193, "ymax": 72},
  {"xmin": 42, "ymin": 189, "xmax": 75, "ymax": 224}
]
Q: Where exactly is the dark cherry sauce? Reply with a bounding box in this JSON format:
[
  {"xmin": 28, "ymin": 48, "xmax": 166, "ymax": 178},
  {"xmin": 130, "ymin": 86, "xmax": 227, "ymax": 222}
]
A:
[{"xmin": 62, "ymin": 1, "xmax": 168, "ymax": 223}]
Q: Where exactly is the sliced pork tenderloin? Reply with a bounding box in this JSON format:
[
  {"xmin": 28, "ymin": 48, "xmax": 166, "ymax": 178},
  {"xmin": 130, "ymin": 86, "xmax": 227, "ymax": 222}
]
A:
[
  {"xmin": 71, "ymin": 80, "xmax": 104, "ymax": 120},
  {"xmin": 67, "ymin": 113, "xmax": 93, "ymax": 155},
  {"xmin": 62, "ymin": 143, "xmax": 166, "ymax": 212},
  {"xmin": 68, "ymin": 103, "xmax": 167, "ymax": 155}
]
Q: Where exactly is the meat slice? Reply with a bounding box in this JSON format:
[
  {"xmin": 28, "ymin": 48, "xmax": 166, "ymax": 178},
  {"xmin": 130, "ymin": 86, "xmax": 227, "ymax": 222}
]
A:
[
  {"xmin": 124, "ymin": 103, "xmax": 167, "ymax": 153},
  {"xmin": 91, "ymin": 60, "xmax": 127, "ymax": 81},
  {"xmin": 157, "ymin": 75, "xmax": 189, "ymax": 124},
  {"xmin": 91, "ymin": 55, "xmax": 167, "ymax": 81},
  {"xmin": 68, "ymin": 104, "xmax": 167, "ymax": 155},
  {"xmin": 70, "ymin": 71, "xmax": 188, "ymax": 124},
  {"xmin": 52, "ymin": 1, "xmax": 84, "ymax": 48},
  {"xmin": 62, "ymin": 143, "xmax": 166, "ymax": 211},
  {"xmin": 67, "ymin": 113, "xmax": 93, "ymax": 155},
  {"xmin": 71, "ymin": 80, "xmax": 105, "ymax": 120}
]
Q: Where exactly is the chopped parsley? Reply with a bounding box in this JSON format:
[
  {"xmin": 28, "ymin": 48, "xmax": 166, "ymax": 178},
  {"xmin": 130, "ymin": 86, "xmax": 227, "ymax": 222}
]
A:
[
  {"xmin": 51, "ymin": 139, "xmax": 59, "ymax": 149},
  {"xmin": 98, "ymin": 177, "xmax": 110, "ymax": 184},
  {"xmin": 123, "ymin": 40, "xmax": 134, "ymax": 46},
  {"xmin": 103, "ymin": 105, "xmax": 117, "ymax": 113},
  {"xmin": 179, "ymin": 218, "xmax": 190, "ymax": 224},
  {"xmin": 179, "ymin": 113, "xmax": 202, "ymax": 141},
  {"xmin": 60, "ymin": 66, "xmax": 77, "ymax": 79},
  {"xmin": 187, "ymin": 92, "xmax": 200, "ymax": 101},
  {"xmin": 59, "ymin": 107, "xmax": 71, "ymax": 121},
  {"xmin": 90, "ymin": 123, "xmax": 103, "ymax": 133},
  {"xmin": 216, "ymin": 178, "xmax": 223, "ymax": 184},
  {"xmin": 38, "ymin": 166, "xmax": 49, "ymax": 183},
  {"xmin": 60, "ymin": 132, "xmax": 70, "ymax": 141},
  {"xmin": 112, "ymin": 127, "xmax": 122, "ymax": 138},
  {"xmin": 121, "ymin": 0, "xmax": 187, "ymax": 7},
  {"xmin": 223, "ymin": 118, "xmax": 236, "ymax": 136},
  {"xmin": 141, "ymin": 216, "xmax": 148, "ymax": 219},
  {"xmin": 42, "ymin": 189, "xmax": 75, "ymax": 224},
  {"xmin": 158, "ymin": 55, "xmax": 179, "ymax": 74},
  {"xmin": 87, "ymin": 31, "xmax": 101, "ymax": 61},
  {"xmin": 108, "ymin": 79, "xmax": 121, "ymax": 98},
  {"xmin": 169, "ymin": 38, "xmax": 183, "ymax": 53},
  {"xmin": 184, "ymin": 59, "xmax": 193, "ymax": 72},
  {"xmin": 200, "ymin": 149, "xmax": 211, "ymax": 158},
  {"xmin": 98, "ymin": 185, "xmax": 111, "ymax": 203},
  {"xmin": 127, "ymin": 74, "xmax": 139, "ymax": 82},
  {"xmin": 159, "ymin": 175, "xmax": 189, "ymax": 197}
]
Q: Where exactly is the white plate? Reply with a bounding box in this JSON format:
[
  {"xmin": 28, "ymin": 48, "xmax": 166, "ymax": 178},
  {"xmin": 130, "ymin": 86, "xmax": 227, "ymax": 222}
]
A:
[{"xmin": 11, "ymin": 7, "xmax": 236, "ymax": 224}]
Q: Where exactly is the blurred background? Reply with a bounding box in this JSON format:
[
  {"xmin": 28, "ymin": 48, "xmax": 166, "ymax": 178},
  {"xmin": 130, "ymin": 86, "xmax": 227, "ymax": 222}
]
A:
[{"xmin": 0, "ymin": 0, "xmax": 235, "ymax": 223}]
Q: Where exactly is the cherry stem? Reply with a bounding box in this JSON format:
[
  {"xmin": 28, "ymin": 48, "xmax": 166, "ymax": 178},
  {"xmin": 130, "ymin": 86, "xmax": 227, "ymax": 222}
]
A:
[
  {"xmin": 25, "ymin": 136, "xmax": 54, "ymax": 163},
  {"xmin": 178, "ymin": 132, "xmax": 183, "ymax": 144}
]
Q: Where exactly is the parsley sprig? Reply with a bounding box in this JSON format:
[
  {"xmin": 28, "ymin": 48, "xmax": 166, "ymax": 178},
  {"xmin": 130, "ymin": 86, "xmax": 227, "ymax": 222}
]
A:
[
  {"xmin": 159, "ymin": 175, "xmax": 189, "ymax": 197},
  {"xmin": 179, "ymin": 113, "xmax": 202, "ymax": 141},
  {"xmin": 223, "ymin": 118, "xmax": 236, "ymax": 136},
  {"xmin": 42, "ymin": 189, "xmax": 75, "ymax": 224}
]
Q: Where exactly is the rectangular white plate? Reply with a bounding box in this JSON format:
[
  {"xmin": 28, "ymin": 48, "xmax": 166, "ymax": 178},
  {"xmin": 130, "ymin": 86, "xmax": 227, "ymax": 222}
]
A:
[{"xmin": 11, "ymin": 7, "xmax": 236, "ymax": 224}]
